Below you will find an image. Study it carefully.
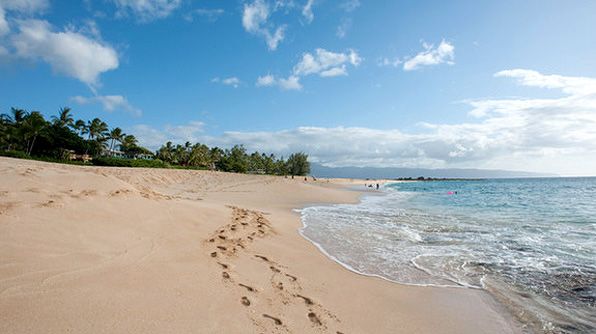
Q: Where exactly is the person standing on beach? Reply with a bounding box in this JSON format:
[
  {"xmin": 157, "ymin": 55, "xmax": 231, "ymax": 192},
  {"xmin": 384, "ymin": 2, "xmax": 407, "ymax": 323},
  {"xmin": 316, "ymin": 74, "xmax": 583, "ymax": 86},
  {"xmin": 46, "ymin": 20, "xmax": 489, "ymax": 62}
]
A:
[{"xmin": 376, "ymin": 183, "xmax": 379, "ymax": 190}]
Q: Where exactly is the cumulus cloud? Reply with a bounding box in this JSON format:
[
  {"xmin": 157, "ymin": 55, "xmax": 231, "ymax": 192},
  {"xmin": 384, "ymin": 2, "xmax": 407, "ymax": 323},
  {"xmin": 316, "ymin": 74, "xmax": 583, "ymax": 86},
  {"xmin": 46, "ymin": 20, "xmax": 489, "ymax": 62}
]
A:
[
  {"xmin": 255, "ymin": 74, "xmax": 302, "ymax": 90},
  {"xmin": 0, "ymin": 0, "xmax": 49, "ymax": 13},
  {"xmin": 183, "ymin": 8, "xmax": 224, "ymax": 22},
  {"xmin": 72, "ymin": 94, "xmax": 141, "ymax": 116},
  {"xmin": 302, "ymin": 0, "xmax": 314, "ymax": 23},
  {"xmin": 403, "ymin": 39, "xmax": 455, "ymax": 71},
  {"xmin": 293, "ymin": 48, "xmax": 361, "ymax": 76},
  {"xmin": 242, "ymin": 0, "xmax": 286, "ymax": 50},
  {"xmin": 136, "ymin": 69, "xmax": 596, "ymax": 175},
  {"xmin": 256, "ymin": 74, "xmax": 275, "ymax": 87},
  {"xmin": 495, "ymin": 69, "xmax": 596, "ymax": 96},
  {"xmin": 10, "ymin": 19, "xmax": 118, "ymax": 86},
  {"xmin": 212, "ymin": 76, "xmax": 241, "ymax": 88},
  {"xmin": 111, "ymin": 0, "xmax": 181, "ymax": 21},
  {"xmin": 257, "ymin": 48, "xmax": 361, "ymax": 90},
  {"xmin": 0, "ymin": 0, "xmax": 48, "ymax": 36}
]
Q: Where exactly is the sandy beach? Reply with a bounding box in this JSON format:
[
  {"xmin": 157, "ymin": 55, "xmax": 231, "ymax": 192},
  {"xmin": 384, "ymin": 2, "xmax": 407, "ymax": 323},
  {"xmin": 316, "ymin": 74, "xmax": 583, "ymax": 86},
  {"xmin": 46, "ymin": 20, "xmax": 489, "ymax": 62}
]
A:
[{"xmin": 0, "ymin": 157, "xmax": 520, "ymax": 333}]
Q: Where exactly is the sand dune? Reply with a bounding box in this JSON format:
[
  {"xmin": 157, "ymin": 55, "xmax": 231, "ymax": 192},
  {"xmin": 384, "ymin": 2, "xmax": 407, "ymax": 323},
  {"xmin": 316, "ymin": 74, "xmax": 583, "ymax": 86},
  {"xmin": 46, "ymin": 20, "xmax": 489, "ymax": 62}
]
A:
[{"xmin": 0, "ymin": 157, "xmax": 520, "ymax": 333}]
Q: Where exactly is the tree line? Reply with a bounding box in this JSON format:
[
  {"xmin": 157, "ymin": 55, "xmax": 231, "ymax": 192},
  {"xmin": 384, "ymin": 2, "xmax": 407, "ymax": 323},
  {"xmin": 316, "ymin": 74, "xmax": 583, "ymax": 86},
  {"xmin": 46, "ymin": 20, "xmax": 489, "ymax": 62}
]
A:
[
  {"xmin": 156, "ymin": 142, "xmax": 310, "ymax": 175},
  {"xmin": 0, "ymin": 107, "xmax": 310, "ymax": 176},
  {"xmin": 0, "ymin": 107, "xmax": 149, "ymax": 159}
]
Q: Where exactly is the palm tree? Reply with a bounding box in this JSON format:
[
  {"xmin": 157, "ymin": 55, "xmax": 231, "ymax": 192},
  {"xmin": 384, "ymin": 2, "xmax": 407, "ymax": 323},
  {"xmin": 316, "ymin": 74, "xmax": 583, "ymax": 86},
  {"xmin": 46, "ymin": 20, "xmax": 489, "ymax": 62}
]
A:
[
  {"xmin": 120, "ymin": 134, "xmax": 137, "ymax": 152},
  {"xmin": 22, "ymin": 112, "xmax": 47, "ymax": 155},
  {"xmin": 157, "ymin": 141, "xmax": 174, "ymax": 163},
  {"xmin": 84, "ymin": 118, "xmax": 109, "ymax": 155},
  {"xmin": 51, "ymin": 107, "xmax": 74, "ymax": 128},
  {"xmin": 71, "ymin": 119, "xmax": 87, "ymax": 137},
  {"xmin": 107, "ymin": 127, "xmax": 125, "ymax": 156},
  {"xmin": 10, "ymin": 108, "xmax": 27, "ymax": 125},
  {"xmin": 0, "ymin": 112, "xmax": 16, "ymax": 150},
  {"xmin": 1, "ymin": 108, "xmax": 28, "ymax": 151}
]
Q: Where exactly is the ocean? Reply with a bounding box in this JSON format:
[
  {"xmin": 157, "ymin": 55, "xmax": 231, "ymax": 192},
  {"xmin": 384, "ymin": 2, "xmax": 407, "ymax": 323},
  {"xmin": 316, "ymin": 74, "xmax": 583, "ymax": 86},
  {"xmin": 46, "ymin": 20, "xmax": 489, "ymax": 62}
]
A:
[{"xmin": 299, "ymin": 178, "xmax": 596, "ymax": 333}]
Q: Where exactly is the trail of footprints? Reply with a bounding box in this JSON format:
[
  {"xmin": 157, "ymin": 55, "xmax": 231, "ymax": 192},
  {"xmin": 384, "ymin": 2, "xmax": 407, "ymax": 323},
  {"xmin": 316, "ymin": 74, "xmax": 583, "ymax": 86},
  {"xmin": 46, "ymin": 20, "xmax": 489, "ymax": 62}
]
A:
[{"xmin": 207, "ymin": 206, "xmax": 344, "ymax": 333}]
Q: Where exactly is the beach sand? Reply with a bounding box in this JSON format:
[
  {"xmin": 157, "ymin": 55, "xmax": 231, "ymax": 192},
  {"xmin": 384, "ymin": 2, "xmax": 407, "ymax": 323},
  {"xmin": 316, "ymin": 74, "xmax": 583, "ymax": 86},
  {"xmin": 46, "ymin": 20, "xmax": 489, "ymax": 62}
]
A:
[{"xmin": 0, "ymin": 157, "xmax": 520, "ymax": 333}]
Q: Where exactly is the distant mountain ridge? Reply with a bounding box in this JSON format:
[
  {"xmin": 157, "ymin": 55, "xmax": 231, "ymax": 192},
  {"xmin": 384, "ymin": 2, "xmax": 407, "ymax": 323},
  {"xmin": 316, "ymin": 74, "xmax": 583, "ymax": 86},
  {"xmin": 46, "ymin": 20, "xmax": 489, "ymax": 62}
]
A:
[{"xmin": 310, "ymin": 163, "xmax": 556, "ymax": 179}]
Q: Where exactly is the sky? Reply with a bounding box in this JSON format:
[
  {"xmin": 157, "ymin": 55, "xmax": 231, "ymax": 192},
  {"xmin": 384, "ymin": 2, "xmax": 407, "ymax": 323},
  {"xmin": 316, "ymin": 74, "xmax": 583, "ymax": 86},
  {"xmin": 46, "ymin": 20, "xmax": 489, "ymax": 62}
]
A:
[{"xmin": 1, "ymin": 0, "xmax": 596, "ymax": 176}]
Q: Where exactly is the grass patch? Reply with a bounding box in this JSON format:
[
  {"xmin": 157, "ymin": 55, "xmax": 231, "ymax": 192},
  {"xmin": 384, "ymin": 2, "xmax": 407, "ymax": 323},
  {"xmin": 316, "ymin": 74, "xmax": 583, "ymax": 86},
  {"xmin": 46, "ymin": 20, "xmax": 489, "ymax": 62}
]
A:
[{"xmin": 91, "ymin": 157, "xmax": 169, "ymax": 168}]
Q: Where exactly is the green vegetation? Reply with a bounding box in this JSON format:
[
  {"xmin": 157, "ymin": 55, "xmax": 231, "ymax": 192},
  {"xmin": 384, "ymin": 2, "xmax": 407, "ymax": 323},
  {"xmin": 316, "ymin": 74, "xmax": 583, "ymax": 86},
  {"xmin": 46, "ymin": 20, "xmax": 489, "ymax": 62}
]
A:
[
  {"xmin": 0, "ymin": 107, "xmax": 310, "ymax": 176},
  {"xmin": 92, "ymin": 157, "xmax": 169, "ymax": 168},
  {"xmin": 155, "ymin": 141, "xmax": 309, "ymax": 175}
]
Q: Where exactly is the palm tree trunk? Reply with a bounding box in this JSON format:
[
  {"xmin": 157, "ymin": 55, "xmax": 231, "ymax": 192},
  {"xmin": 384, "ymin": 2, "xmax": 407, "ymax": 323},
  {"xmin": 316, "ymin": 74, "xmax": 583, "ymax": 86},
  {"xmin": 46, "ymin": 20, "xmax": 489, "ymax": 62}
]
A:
[
  {"xmin": 27, "ymin": 135, "xmax": 37, "ymax": 155},
  {"xmin": 110, "ymin": 138, "xmax": 115, "ymax": 157},
  {"xmin": 84, "ymin": 134, "xmax": 93, "ymax": 156}
]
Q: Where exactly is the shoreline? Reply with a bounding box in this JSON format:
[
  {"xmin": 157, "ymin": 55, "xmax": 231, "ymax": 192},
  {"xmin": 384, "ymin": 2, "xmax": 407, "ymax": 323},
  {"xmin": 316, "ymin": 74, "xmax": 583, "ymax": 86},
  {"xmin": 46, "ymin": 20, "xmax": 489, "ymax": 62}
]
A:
[
  {"xmin": 0, "ymin": 157, "xmax": 521, "ymax": 333},
  {"xmin": 296, "ymin": 192, "xmax": 483, "ymax": 290}
]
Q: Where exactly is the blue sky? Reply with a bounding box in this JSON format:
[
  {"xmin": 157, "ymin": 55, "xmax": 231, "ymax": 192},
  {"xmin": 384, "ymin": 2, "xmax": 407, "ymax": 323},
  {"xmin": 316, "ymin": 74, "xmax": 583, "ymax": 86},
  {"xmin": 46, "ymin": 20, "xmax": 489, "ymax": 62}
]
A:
[{"xmin": 1, "ymin": 0, "xmax": 596, "ymax": 175}]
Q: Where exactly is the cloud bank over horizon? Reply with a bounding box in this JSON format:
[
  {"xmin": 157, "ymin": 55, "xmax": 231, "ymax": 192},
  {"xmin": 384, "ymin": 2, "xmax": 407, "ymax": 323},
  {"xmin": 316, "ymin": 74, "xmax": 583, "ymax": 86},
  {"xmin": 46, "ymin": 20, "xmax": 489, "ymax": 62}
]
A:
[{"xmin": 132, "ymin": 69, "xmax": 596, "ymax": 176}]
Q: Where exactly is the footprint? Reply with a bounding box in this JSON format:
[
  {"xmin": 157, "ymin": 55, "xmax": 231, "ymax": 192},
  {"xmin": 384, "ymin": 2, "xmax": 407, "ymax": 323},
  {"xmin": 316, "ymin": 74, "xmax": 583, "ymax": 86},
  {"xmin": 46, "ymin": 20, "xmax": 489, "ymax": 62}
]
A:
[
  {"xmin": 210, "ymin": 252, "xmax": 217, "ymax": 257},
  {"xmin": 270, "ymin": 266, "xmax": 280, "ymax": 273},
  {"xmin": 217, "ymin": 262, "xmax": 229, "ymax": 269},
  {"xmin": 285, "ymin": 274, "xmax": 297, "ymax": 281},
  {"xmin": 217, "ymin": 246, "xmax": 227, "ymax": 251},
  {"xmin": 254, "ymin": 255, "xmax": 269, "ymax": 262},
  {"xmin": 308, "ymin": 312, "xmax": 322, "ymax": 326},
  {"xmin": 241, "ymin": 296, "xmax": 251, "ymax": 306},
  {"xmin": 262, "ymin": 314, "xmax": 283, "ymax": 326},
  {"xmin": 222, "ymin": 272, "xmax": 230, "ymax": 279},
  {"xmin": 239, "ymin": 283, "xmax": 256, "ymax": 292},
  {"xmin": 296, "ymin": 294, "xmax": 314, "ymax": 305}
]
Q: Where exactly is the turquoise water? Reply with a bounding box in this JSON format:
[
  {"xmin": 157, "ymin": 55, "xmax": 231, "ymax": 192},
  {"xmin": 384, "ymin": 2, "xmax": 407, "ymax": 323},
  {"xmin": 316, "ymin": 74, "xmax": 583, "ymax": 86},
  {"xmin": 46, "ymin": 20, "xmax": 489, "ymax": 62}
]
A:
[{"xmin": 300, "ymin": 178, "xmax": 596, "ymax": 333}]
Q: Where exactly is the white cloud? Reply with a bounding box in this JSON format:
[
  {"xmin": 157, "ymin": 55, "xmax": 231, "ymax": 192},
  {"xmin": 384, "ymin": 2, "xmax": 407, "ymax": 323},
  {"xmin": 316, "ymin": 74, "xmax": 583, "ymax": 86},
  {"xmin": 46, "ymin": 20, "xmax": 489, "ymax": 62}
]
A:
[
  {"xmin": 495, "ymin": 69, "xmax": 596, "ymax": 96},
  {"xmin": 378, "ymin": 57, "xmax": 402, "ymax": 68},
  {"xmin": 136, "ymin": 70, "xmax": 596, "ymax": 175},
  {"xmin": 302, "ymin": 0, "xmax": 314, "ymax": 23},
  {"xmin": 0, "ymin": 6, "xmax": 8, "ymax": 36},
  {"xmin": 402, "ymin": 39, "xmax": 455, "ymax": 71},
  {"xmin": 242, "ymin": 0, "xmax": 285, "ymax": 50},
  {"xmin": 256, "ymin": 74, "xmax": 275, "ymax": 87},
  {"xmin": 242, "ymin": 0, "xmax": 268, "ymax": 31},
  {"xmin": 293, "ymin": 48, "xmax": 361, "ymax": 76},
  {"xmin": 132, "ymin": 121, "xmax": 205, "ymax": 148},
  {"xmin": 212, "ymin": 76, "xmax": 241, "ymax": 88},
  {"xmin": 265, "ymin": 26, "xmax": 285, "ymax": 50},
  {"xmin": 278, "ymin": 75, "xmax": 302, "ymax": 90},
  {"xmin": 72, "ymin": 94, "xmax": 141, "ymax": 116},
  {"xmin": 257, "ymin": 48, "xmax": 361, "ymax": 90},
  {"xmin": 336, "ymin": 17, "xmax": 351, "ymax": 38},
  {"xmin": 0, "ymin": 0, "xmax": 49, "ymax": 36},
  {"xmin": 0, "ymin": 0, "xmax": 49, "ymax": 13},
  {"xmin": 255, "ymin": 74, "xmax": 302, "ymax": 90},
  {"xmin": 10, "ymin": 19, "xmax": 119, "ymax": 86},
  {"xmin": 183, "ymin": 8, "xmax": 224, "ymax": 22},
  {"xmin": 111, "ymin": 0, "xmax": 181, "ymax": 21},
  {"xmin": 340, "ymin": 0, "xmax": 360, "ymax": 12},
  {"xmin": 320, "ymin": 65, "xmax": 347, "ymax": 77}
]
